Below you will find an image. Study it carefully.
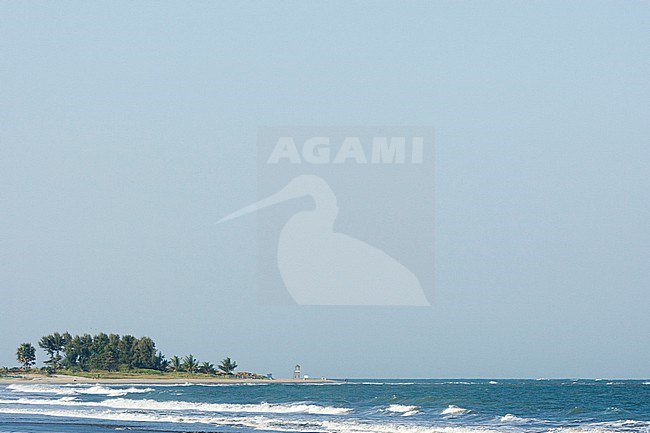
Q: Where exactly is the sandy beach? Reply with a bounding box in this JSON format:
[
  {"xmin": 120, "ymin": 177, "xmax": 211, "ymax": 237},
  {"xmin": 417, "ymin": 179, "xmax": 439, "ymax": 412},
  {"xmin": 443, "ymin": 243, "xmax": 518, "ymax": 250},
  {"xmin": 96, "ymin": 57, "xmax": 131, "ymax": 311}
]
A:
[{"xmin": 0, "ymin": 374, "xmax": 335, "ymax": 385}]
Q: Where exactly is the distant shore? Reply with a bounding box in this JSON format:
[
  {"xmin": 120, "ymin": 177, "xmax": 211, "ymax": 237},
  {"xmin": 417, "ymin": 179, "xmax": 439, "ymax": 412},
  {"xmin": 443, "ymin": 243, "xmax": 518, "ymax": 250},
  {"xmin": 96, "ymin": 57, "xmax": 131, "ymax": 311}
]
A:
[{"xmin": 0, "ymin": 373, "xmax": 335, "ymax": 385}]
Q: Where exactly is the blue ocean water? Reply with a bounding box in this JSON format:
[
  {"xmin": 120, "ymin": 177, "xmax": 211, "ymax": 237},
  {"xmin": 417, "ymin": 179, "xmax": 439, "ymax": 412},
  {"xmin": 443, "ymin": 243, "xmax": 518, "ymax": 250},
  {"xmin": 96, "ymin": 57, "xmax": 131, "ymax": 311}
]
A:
[{"xmin": 0, "ymin": 379, "xmax": 648, "ymax": 433}]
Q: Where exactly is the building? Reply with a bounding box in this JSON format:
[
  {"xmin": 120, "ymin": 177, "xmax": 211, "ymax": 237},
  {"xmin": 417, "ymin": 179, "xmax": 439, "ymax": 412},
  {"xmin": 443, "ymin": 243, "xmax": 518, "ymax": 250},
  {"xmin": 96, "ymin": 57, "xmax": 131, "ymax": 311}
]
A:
[{"xmin": 293, "ymin": 364, "xmax": 301, "ymax": 380}]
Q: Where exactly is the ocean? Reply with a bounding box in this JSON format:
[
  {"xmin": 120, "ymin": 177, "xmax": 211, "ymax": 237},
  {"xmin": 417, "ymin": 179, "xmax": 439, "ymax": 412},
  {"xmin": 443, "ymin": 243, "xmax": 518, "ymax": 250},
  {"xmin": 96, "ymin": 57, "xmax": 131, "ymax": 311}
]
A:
[{"xmin": 0, "ymin": 379, "xmax": 648, "ymax": 433}]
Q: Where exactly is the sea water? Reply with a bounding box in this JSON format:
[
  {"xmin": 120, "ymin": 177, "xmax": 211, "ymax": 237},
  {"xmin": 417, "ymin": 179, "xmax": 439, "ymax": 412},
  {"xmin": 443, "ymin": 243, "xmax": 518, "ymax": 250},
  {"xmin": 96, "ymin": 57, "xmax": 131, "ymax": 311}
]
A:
[{"xmin": 0, "ymin": 379, "xmax": 649, "ymax": 432}]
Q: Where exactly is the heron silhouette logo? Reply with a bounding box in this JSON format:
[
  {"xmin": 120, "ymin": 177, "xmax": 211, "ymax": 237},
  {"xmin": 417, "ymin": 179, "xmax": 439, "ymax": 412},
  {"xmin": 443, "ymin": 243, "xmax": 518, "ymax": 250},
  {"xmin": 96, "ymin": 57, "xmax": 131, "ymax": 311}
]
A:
[
  {"xmin": 219, "ymin": 174, "xmax": 429, "ymax": 305},
  {"xmin": 219, "ymin": 127, "xmax": 434, "ymax": 306}
]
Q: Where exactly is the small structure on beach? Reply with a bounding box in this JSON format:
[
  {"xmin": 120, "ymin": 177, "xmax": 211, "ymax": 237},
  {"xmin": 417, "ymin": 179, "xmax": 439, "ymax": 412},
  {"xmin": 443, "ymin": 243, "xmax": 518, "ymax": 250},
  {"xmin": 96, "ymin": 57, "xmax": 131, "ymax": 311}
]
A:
[{"xmin": 293, "ymin": 364, "xmax": 301, "ymax": 380}]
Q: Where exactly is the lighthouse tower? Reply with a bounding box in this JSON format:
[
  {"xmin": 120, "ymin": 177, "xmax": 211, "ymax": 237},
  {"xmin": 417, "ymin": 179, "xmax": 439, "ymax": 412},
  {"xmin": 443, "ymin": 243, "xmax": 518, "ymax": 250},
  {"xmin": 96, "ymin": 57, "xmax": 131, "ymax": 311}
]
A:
[{"xmin": 293, "ymin": 364, "xmax": 301, "ymax": 380}]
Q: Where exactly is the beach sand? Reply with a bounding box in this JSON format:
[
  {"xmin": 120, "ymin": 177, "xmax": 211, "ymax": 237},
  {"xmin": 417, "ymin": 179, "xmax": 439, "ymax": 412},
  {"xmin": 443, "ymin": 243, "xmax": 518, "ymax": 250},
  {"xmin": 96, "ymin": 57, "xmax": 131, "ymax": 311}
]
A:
[{"xmin": 0, "ymin": 374, "xmax": 334, "ymax": 384}]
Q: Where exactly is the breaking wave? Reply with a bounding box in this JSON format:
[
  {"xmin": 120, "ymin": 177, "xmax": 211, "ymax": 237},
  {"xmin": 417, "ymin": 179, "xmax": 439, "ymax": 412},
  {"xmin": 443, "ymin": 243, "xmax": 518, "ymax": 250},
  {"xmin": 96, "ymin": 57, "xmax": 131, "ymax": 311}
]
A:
[
  {"xmin": 386, "ymin": 404, "xmax": 420, "ymax": 416},
  {"xmin": 0, "ymin": 406, "xmax": 647, "ymax": 433},
  {"xmin": 441, "ymin": 405, "xmax": 471, "ymax": 416},
  {"xmin": 6, "ymin": 383, "xmax": 153, "ymax": 397},
  {"xmin": 99, "ymin": 398, "xmax": 352, "ymax": 415},
  {"xmin": 0, "ymin": 407, "xmax": 506, "ymax": 433},
  {"xmin": 0, "ymin": 395, "xmax": 351, "ymax": 415},
  {"xmin": 499, "ymin": 413, "xmax": 530, "ymax": 423}
]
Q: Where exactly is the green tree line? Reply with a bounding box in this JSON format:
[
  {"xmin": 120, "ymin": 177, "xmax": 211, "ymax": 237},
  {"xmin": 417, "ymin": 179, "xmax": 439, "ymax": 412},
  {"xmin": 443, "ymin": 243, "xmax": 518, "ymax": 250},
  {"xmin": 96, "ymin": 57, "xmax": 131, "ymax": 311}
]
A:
[
  {"xmin": 37, "ymin": 332, "xmax": 165, "ymax": 372},
  {"xmin": 13, "ymin": 332, "xmax": 242, "ymax": 377}
]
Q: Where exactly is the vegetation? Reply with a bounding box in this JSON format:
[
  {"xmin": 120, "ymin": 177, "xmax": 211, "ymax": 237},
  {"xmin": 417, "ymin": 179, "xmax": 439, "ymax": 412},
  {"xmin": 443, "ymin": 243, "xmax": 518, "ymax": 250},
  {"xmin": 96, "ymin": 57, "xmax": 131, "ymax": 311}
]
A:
[
  {"xmin": 9, "ymin": 332, "xmax": 256, "ymax": 379},
  {"xmin": 39, "ymin": 332, "xmax": 67, "ymax": 370},
  {"xmin": 219, "ymin": 357, "xmax": 238, "ymax": 376},
  {"xmin": 16, "ymin": 343, "xmax": 36, "ymax": 369},
  {"xmin": 169, "ymin": 355, "xmax": 182, "ymax": 372},
  {"xmin": 199, "ymin": 361, "xmax": 215, "ymax": 375},
  {"xmin": 181, "ymin": 354, "xmax": 198, "ymax": 374},
  {"xmin": 34, "ymin": 332, "xmax": 166, "ymax": 372}
]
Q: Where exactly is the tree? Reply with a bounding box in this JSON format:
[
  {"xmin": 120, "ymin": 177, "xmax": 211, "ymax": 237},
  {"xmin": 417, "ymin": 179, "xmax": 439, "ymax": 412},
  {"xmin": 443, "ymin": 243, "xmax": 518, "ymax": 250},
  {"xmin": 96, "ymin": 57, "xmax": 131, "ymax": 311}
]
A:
[
  {"xmin": 34, "ymin": 331, "xmax": 165, "ymax": 373},
  {"xmin": 16, "ymin": 343, "xmax": 36, "ymax": 370},
  {"xmin": 169, "ymin": 355, "xmax": 182, "ymax": 372},
  {"xmin": 181, "ymin": 354, "xmax": 198, "ymax": 374},
  {"xmin": 50, "ymin": 332, "xmax": 67, "ymax": 369},
  {"xmin": 133, "ymin": 337, "xmax": 157, "ymax": 369},
  {"xmin": 218, "ymin": 357, "xmax": 238, "ymax": 376},
  {"xmin": 105, "ymin": 334, "xmax": 121, "ymax": 372},
  {"xmin": 39, "ymin": 333, "xmax": 68, "ymax": 369},
  {"xmin": 199, "ymin": 361, "xmax": 215, "ymax": 375},
  {"xmin": 90, "ymin": 333, "xmax": 110, "ymax": 370},
  {"xmin": 155, "ymin": 352, "xmax": 168, "ymax": 372},
  {"xmin": 39, "ymin": 335, "xmax": 56, "ymax": 368},
  {"xmin": 118, "ymin": 335, "xmax": 137, "ymax": 369},
  {"xmin": 76, "ymin": 334, "xmax": 93, "ymax": 370}
]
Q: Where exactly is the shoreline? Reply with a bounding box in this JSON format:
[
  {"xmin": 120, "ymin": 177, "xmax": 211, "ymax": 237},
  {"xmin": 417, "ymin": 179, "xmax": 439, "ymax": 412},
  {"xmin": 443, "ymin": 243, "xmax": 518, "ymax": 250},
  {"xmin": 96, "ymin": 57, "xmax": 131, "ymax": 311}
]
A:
[{"xmin": 0, "ymin": 374, "xmax": 336, "ymax": 385}]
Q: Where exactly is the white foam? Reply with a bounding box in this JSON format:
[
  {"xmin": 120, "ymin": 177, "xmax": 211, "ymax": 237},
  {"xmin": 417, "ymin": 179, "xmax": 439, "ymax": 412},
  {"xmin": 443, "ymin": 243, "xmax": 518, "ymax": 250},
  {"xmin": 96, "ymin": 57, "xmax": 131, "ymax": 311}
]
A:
[
  {"xmin": 0, "ymin": 395, "xmax": 351, "ymax": 416},
  {"xmin": 7, "ymin": 384, "xmax": 77, "ymax": 395},
  {"xmin": 7, "ymin": 383, "xmax": 153, "ymax": 397},
  {"xmin": 0, "ymin": 406, "xmax": 220, "ymax": 425},
  {"xmin": 386, "ymin": 404, "xmax": 419, "ymax": 416},
  {"xmin": 0, "ymin": 407, "xmax": 511, "ymax": 433},
  {"xmin": 78, "ymin": 385, "xmax": 154, "ymax": 396},
  {"xmin": 99, "ymin": 398, "xmax": 351, "ymax": 415},
  {"xmin": 488, "ymin": 381, "xmax": 498, "ymax": 385},
  {"xmin": 529, "ymin": 420, "xmax": 650, "ymax": 433},
  {"xmin": 499, "ymin": 413, "xmax": 529, "ymax": 423},
  {"xmin": 0, "ymin": 397, "xmax": 81, "ymax": 406},
  {"xmin": 441, "ymin": 405, "xmax": 471, "ymax": 416},
  {"xmin": 1, "ymin": 404, "xmax": 645, "ymax": 433},
  {"xmin": 6, "ymin": 406, "xmax": 639, "ymax": 433},
  {"xmin": 319, "ymin": 420, "xmax": 502, "ymax": 433}
]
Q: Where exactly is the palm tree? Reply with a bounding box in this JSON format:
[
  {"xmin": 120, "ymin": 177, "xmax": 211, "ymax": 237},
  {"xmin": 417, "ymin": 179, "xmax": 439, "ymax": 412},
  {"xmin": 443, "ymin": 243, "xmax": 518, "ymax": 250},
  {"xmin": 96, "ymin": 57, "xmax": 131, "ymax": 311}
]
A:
[
  {"xmin": 169, "ymin": 355, "xmax": 182, "ymax": 372},
  {"xmin": 199, "ymin": 361, "xmax": 215, "ymax": 375},
  {"xmin": 156, "ymin": 352, "xmax": 169, "ymax": 372},
  {"xmin": 218, "ymin": 357, "xmax": 238, "ymax": 376},
  {"xmin": 16, "ymin": 343, "xmax": 36, "ymax": 370},
  {"xmin": 39, "ymin": 332, "xmax": 67, "ymax": 370},
  {"xmin": 181, "ymin": 354, "xmax": 198, "ymax": 374}
]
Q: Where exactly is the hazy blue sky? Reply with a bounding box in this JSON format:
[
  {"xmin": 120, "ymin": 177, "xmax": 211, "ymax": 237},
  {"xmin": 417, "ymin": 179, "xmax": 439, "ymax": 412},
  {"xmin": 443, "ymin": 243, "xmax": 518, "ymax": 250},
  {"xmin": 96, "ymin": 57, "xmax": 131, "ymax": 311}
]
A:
[{"xmin": 1, "ymin": 1, "xmax": 648, "ymax": 378}]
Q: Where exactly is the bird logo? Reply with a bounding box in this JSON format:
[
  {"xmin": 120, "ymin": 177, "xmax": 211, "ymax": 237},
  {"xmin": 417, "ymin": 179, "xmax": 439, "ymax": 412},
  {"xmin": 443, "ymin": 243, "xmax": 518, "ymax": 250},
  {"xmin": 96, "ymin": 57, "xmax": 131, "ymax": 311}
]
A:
[{"xmin": 219, "ymin": 175, "xmax": 429, "ymax": 306}]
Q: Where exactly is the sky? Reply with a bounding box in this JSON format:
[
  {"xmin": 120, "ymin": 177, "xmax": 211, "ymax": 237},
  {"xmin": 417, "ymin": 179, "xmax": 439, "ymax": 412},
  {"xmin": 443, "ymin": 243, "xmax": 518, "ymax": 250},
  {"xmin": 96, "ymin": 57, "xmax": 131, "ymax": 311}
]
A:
[{"xmin": 0, "ymin": 1, "xmax": 648, "ymax": 378}]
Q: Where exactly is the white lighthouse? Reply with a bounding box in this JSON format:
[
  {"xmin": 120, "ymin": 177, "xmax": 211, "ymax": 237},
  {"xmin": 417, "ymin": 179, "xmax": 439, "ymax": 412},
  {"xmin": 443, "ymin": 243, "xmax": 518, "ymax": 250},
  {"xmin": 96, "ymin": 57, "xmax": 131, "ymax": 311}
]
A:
[{"xmin": 293, "ymin": 364, "xmax": 301, "ymax": 380}]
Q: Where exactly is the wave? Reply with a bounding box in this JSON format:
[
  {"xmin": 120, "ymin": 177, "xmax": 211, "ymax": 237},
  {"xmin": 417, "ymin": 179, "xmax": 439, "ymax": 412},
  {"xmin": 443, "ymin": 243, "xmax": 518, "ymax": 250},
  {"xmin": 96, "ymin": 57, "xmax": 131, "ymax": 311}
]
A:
[
  {"xmin": 0, "ymin": 407, "xmax": 507, "ymax": 433},
  {"xmin": 386, "ymin": 404, "xmax": 419, "ymax": 416},
  {"xmin": 347, "ymin": 382, "xmax": 415, "ymax": 386},
  {"xmin": 499, "ymin": 414, "xmax": 530, "ymax": 423},
  {"xmin": 319, "ymin": 420, "xmax": 504, "ymax": 433},
  {"xmin": 547, "ymin": 421, "xmax": 650, "ymax": 433},
  {"xmin": 99, "ymin": 398, "xmax": 352, "ymax": 415},
  {"xmin": 6, "ymin": 383, "xmax": 153, "ymax": 397},
  {"xmin": 1, "ymin": 406, "xmax": 646, "ymax": 433},
  {"xmin": 0, "ymin": 395, "xmax": 351, "ymax": 416},
  {"xmin": 441, "ymin": 405, "xmax": 471, "ymax": 416},
  {"xmin": 0, "ymin": 406, "xmax": 220, "ymax": 425},
  {"xmin": 0, "ymin": 397, "xmax": 81, "ymax": 406}
]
